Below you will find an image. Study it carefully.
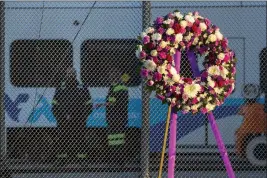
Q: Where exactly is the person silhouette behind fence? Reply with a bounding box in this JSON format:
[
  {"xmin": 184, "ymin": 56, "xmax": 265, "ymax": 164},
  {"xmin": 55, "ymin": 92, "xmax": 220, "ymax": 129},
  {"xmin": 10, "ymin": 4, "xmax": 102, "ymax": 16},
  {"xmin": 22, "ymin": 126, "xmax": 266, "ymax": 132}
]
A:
[
  {"xmin": 105, "ymin": 68, "xmax": 130, "ymax": 162},
  {"xmin": 52, "ymin": 67, "xmax": 93, "ymax": 160}
]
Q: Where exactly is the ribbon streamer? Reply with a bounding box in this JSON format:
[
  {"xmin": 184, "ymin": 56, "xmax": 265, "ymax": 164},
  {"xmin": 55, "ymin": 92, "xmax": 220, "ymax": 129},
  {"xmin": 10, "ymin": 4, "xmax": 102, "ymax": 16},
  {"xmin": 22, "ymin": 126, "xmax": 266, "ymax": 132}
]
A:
[
  {"xmin": 187, "ymin": 50, "xmax": 235, "ymax": 178},
  {"xmin": 168, "ymin": 50, "xmax": 181, "ymax": 178}
]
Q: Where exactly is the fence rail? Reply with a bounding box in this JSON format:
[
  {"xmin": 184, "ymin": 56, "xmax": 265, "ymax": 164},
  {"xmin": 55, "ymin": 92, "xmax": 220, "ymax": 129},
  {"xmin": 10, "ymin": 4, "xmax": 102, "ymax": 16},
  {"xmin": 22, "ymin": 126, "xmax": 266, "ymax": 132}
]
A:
[{"xmin": 0, "ymin": 1, "xmax": 266, "ymax": 178}]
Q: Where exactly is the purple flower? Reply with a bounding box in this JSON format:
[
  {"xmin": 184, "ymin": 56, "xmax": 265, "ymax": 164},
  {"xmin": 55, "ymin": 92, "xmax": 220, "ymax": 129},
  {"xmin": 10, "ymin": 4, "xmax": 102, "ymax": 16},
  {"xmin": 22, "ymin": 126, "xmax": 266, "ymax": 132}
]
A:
[
  {"xmin": 158, "ymin": 27, "xmax": 165, "ymax": 34},
  {"xmin": 154, "ymin": 72, "xmax": 162, "ymax": 81},
  {"xmin": 143, "ymin": 36, "xmax": 150, "ymax": 44},
  {"xmin": 170, "ymin": 35, "xmax": 176, "ymax": 43},
  {"xmin": 141, "ymin": 68, "xmax": 149, "ymax": 78},
  {"xmin": 199, "ymin": 46, "xmax": 207, "ymax": 54},
  {"xmin": 156, "ymin": 17, "xmax": 164, "ymax": 25}
]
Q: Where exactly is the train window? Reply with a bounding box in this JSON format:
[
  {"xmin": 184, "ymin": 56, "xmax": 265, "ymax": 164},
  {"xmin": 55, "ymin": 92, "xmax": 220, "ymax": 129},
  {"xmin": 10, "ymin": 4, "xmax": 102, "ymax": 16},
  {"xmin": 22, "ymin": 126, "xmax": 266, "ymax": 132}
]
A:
[
  {"xmin": 81, "ymin": 39, "xmax": 141, "ymax": 87},
  {"xmin": 10, "ymin": 40, "xmax": 73, "ymax": 87}
]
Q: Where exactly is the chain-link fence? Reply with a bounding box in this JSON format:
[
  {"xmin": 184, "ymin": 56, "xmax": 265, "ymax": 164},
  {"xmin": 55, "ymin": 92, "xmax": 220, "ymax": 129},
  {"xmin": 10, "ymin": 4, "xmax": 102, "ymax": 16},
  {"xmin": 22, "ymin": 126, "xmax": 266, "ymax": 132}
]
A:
[{"xmin": 0, "ymin": 1, "xmax": 266, "ymax": 178}]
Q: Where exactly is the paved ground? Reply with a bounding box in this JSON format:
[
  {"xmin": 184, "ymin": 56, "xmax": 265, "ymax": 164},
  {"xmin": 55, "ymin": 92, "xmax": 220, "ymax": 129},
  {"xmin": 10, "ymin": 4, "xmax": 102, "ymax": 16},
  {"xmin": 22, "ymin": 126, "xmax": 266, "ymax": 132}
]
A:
[{"xmin": 12, "ymin": 171, "xmax": 267, "ymax": 178}]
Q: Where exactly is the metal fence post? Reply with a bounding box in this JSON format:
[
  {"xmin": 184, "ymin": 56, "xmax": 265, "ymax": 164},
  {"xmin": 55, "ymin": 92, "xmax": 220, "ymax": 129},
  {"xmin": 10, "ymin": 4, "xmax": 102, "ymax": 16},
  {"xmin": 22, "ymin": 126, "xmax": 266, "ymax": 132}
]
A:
[
  {"xmin": 0, "ymin": 1, "xmax": 7, "ymax": 177},
  {"xmin": 141, "ymin": 2, "xmax": 151, "ymax": 178}
]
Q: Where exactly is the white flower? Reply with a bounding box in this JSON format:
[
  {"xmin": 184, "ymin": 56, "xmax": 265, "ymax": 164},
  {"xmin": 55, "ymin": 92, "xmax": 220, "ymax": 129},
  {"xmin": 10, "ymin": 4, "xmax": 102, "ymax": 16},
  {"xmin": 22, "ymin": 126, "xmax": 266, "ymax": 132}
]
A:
[
  {"xmin": 208, "ymin": 34, "xmax": 217, "ymax": 42},
  {"xmin": 170, "ymin": 48, "xmax": 176, "ymax": 55},
  {"xmin": 183, "ymin": 106, "xmax": 191, "ymax": 113},
  {"xmin": 207, "ymin": 76, "xmax": 215, "ymax": 88},
  {"xmin": 145, "ymin": 27, "xmax": 155, "ymax": 34},
  {"xmin": 152, "ymin": 33, "xmax": 162, "ymax": 41},
  {"xmin": 220, "ymin": 66, "xmax": 229, "ymax": 78},
  {"xmin": 180, "ymin": 20, "xmax": 188, "ymax": 28},
  {"xmin": 175, "ymin": 33, "xmax": 183, "ymax": 43},
  {"xmin": 215, "ymin": 30, "xmax": 223, "ymax": 40},
  {"xmin": 135, "ymin": 45, "xmax": 142, "ymax": 58},
  {"xmin": 159, "ymin": 41, "xmax": 168, "ymax": 48},
  {"xmin": 208, "ymin": 65, "xmax": 220, "ymax": 76},
  {"xmin": 217, "ymin": 53, "xmax": 225, "ymax": 60},
  {"xmin": 163, "ymin": 18, "xmax": 173, "ymax": 25},
  {"xmin": 191, "ymin": 103, "xmax": 201, "ymax": 111},
  {"xmin": 184, "ymin": 83, "xmax": 201, "ymax": 98},
  {"xmin": 166, "ymin": 28, "xmax": 175, "ymax": 35},
  {"xmin": 170, "ymin": 66, "xmax": 177, "ymax": 75},
  {"xmin": 175, "ymin": 87, "xmax": 181, "ymax": 94},
  {"xmin": 184, "ymin": 34, "xmax": 192, "ymax": 42},
  {"xmin": 166, "ymin": 98, "xmax": 171, "ymax": 103},
  {"xmin": 172, "ymin": 74, "xmax": 180, "ymax": 82},
  {"xmin": 174, "ymin": 12, "xmax": 183, "ymax": 19},
  {"xmin": 232, "ymin": 83, "xmax": 235, "ymax": 90},
  {"xmin": 206, "ymin": 102, "xmax": 216, "ymax": 112},
  {"xmin": 140, "ymin": 32, "xmax": 147, "ymax": 38},
  {"xmin": 147, "ymin": 74, "xmax": 153, "ymax": 80},
  {"xmin": 163, "ymin": 75, "xmax": 175, "ymax": 86},
  {"xmin": 207, "ymin": 97, "xmax": 213, "ymax": 102},
  {"xmin": 144, "ymin": 60, "xmax": 157, "ymax": 71},
  {"xmin": 157, "ymin": 65, "xmax": 168, "ymax": 75},
  {"xmin": 193, "ymin": 37, "xmax": 199, "ymax": 45},
  {"xmin": 200, "ymin": 93, "xmax": 207, "ymax": 98},
  {"xmin": 199, "ymin": 22, "xmax": 207, "ymax": 31},
  {"xmin": 214, "ymin": 87, "xmax": 224, "ymax": 94},
  {"xmin": 185, "ymin": 15, "xmax": 195, "ymax": 23},
  {"xmin": 150, "ymin": 50, "xmax": 158, "ymax": 57}
]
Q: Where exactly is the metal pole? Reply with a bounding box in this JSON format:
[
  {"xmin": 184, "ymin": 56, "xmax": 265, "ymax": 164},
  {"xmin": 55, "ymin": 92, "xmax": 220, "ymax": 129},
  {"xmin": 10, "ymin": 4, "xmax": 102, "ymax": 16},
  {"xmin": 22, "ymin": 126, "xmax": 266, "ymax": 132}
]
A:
[
  {"xmin": 0, "ymin": 2, "xmax": 7, "ymax": 177},
  {"xmin": 265, "ymin": 3, "xmax": 267, "ymax": 170},
  {"xmin": 141, "ymin": 2, "xmax": 151, "ymax": 178}
]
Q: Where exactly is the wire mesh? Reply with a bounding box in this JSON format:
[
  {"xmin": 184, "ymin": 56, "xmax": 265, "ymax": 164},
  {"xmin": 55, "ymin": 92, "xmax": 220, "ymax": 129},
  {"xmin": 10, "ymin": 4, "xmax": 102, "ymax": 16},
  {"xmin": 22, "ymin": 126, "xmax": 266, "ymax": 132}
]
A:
[{"xmin": 0, "ymin": 1, "xmax": 266, "ymax": 178}]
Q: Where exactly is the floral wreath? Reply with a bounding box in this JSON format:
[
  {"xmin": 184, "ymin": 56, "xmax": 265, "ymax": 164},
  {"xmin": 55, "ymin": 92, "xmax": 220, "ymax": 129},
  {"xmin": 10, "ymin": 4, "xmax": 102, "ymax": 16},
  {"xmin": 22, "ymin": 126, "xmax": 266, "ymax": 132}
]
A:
[{"xmin": 136, "ymin": 10, "xmax": 237, "ymax": 114}]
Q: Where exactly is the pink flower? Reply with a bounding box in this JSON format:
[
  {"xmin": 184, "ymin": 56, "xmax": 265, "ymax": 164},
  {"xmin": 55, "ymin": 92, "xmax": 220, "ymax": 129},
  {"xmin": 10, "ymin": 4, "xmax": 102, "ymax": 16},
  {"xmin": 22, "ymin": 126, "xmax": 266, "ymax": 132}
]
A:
[
  {"xmin": 193, "ymin": 11, "xmax": 199, "ymax": 16},
  {"xmin": 141, "ymin": 68, "xmax": 149, "ymax": 78},
  {"xmin": 143, "ymin": 36, "xmax": 150, "ymax": 44},
  {"xmin": 157, "ymin": 46, "xmax": 163, "ymax": 52},
  {"xmin": 187, "ymin": 22, "xmax": 193, "ymax": 27},
  {"xmin": 167, "ymin": 64, "xmax": 172, "ymax": 70},
  {"xmin": 159, "ymin": 51, "xmax": 167, "ymax": 59},
  {"xmin": 182, "ymin": 93, "xmax": 189, "ymax": 101},
  {"xmin": 154, "ymin": 72, "xmax": 162, "ymax": 81},
  {"xmin": 184, "ymin": 78, "xmax": 193, "ymax": 84},
  {"xmin": 201, "ymin": 108, "xmax": 208, "ymax": 114},
  {"xmin": 147, "ymin": 80, "xmax": 154, "ymax": 86},
  {"xmin": 140, "ymin": 51, "xmax": 147, "ymax": 59},
  {"xmin": 166, "ymin": 54, "xmax": 173, "ymax": 63},
  {"xmin": 194, "ymin": 19, "xmax": 200, "ymax": 25},
  {"xmin": 156, "ymin": 94, "xmax": 165, "ymax": 101},
  {"xmin": 204, "ymin": 18, "xmax": 211, "ymax": 26},
  {"xmin": 168, "ymin": 13, "xmax": 174, "ymax": 19},
  {"xmin": 223, "ymin": 54, "xmax": 230, "ymax": 63},
  {"xmin": 217, "ymin": 80, "xmax": 226, "ymax": 87},
  {"xmin": 152, "ymin": 57, "xmax": 159, "ymax": 64},
  {"xmin": 232, "ymin": 67, "xmax": 236, "ymax": 75},
  {"xmin": 192, "ymin": 97, "xmax": 198, "ymax": 104},
  {"xmin": 221, "ymin": 38, "xmax": 228, "ymax": 48},
  {"xmin": 170, "ymin": 85, "xmax": 176, "ymax": 92},
  {"xmin": 192, "ymin": 24, "xmax": 201, "ymax": 36},
  {"xmin": 158, "ymin": 27, "xmax": 165, "ymax": 34}
]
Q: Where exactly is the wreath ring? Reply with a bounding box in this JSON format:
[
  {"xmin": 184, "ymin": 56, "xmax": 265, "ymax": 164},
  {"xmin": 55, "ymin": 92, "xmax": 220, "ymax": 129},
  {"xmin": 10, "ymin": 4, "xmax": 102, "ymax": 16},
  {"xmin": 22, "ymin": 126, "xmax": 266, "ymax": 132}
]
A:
[{"xmin": 136, "ymin": 10, "xmax": 237, "ymax": 114}]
